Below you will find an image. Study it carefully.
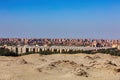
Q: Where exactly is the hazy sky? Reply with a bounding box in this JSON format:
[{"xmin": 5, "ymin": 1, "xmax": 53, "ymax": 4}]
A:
[{"xmin": 0, "ymin": 0, "xmax": 120, "ymax": 39}]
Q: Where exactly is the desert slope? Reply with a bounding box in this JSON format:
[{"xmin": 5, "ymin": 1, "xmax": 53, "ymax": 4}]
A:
[{"xmin": 0, "ymin": 53, "xmax": 120, "ymax": 80}]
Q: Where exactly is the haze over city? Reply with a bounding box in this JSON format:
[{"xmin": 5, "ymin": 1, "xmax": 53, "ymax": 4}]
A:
[{"xmin": 0, "ymin": 0, "xmax": 120, "ymax": 39}]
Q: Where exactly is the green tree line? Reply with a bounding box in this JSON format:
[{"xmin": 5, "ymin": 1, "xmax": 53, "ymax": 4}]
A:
[{"xmin": 0, "ymin": 47, "xmax": 120, "ymax": 57}]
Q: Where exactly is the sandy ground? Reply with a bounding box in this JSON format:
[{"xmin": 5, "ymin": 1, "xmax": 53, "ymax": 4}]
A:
[{"xmin": 0, "ymin": 53, "xmax": 120, "ymax": 80}]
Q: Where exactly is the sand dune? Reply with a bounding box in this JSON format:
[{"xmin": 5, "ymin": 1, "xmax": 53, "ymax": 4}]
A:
[{"xmin": 0, "ymin": 53, "xmax": 120, "ymax": 80}]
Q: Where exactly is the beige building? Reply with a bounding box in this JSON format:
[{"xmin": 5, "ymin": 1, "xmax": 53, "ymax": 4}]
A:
[
  {"xmin": 112, "ymin": 44, "xmax": 118, "ymax": 48},
  {"xmin": 117, "ymin": 45, "xmax": 120, "ymax": 50}
]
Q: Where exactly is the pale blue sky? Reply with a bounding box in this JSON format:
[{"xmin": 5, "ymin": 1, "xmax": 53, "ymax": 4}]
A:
[{"xmin": 0, "ymin": 0, "xmax": 120, "ymax": 39}]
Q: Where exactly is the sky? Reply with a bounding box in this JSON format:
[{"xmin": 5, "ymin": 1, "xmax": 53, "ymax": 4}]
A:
[{"xmin": 0, "ymin": 0, "xmax": 120, "ymax": 39}]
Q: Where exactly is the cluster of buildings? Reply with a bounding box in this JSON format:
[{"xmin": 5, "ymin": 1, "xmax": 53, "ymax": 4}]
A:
[
  {"xmin": 4, "ymin": 45, "xmax": 111, "ymax": 54},
  {"xmin": 0, "ymin": 38, "xmax": 120, "ymax": 54},
  {"xmin": 0, "ymin": 38, "xmax": 120, "ymax": 48}
]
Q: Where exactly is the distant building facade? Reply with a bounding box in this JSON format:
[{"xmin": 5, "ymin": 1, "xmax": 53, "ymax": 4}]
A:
[{"xmin": 0, "ymin": 38, "xmax": 119, "ymax": 47}]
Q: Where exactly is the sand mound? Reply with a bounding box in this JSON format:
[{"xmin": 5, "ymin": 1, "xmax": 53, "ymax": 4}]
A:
[
  {"xmin": 49, "ymin": 60, "xmax": 78, "ymax": 67},
  {"xmin": 15, "ymin": 58, "xmax": 27, "ymax": 64},
  {"xmin": 114, "ymin": 67, "xmax": 120, "ymax": 72},
  {"xmin": 84, "ymin": 54, "xmax": 101, "ymax": 60},
  {"xmin": 73, "ymin": 67, "xmax": 88, "ymax": 77},
  {"xmin": 36, "ymin": 60, "xmax": 89, "ymax": 77},
  {"xmin": 36, "ymin": 60, "xmax": 79, "ymax": 72}
]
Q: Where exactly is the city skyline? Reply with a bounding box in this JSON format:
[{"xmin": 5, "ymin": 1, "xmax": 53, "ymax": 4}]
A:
[{"xmin": 0, "ymin": 0, "xmax": 120, "ymax": 39}]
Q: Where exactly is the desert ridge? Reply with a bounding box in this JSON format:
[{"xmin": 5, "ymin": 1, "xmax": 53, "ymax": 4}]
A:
[{"xmin": 0, "ymin": 53, "xmax": 120, "ymax": 80}]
